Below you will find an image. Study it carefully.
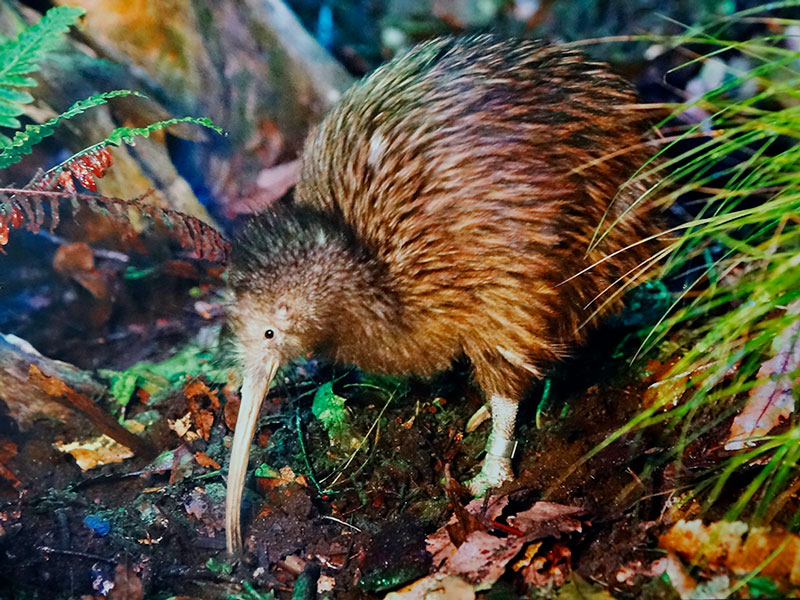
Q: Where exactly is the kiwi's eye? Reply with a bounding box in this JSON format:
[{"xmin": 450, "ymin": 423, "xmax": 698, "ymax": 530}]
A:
[{"xmin": 264, "ymin": 329, "xmax": 275, "ymax": 339}]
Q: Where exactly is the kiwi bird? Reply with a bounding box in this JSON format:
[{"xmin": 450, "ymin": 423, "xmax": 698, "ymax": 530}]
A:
[{"xmin": 224, "ymin": 35, "xmax": 660, "ymax": 553}]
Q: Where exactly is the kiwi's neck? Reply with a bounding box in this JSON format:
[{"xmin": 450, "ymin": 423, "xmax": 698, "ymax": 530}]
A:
[{"xmin": 315, "ymin": 238, "xmax": 402, "ymax": 356}]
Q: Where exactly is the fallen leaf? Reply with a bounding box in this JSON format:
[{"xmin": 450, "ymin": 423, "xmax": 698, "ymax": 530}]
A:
[
  {"xmin": 194, "ymin": 451, "xmax": 220, "ymax": 469},
  {"xmin": 421, "ymin": 499, "xmax": 583, "ymax": 591},
  {"xmin": 224, "ymin": 389, "xmax": 240, "ymax": 430},
  {"xmin": 53, "ymin": 242, "xmax": 95, "ymax": 272},
  {"xmin": 53, "ymin": 242, "xmax": 110, "ymax": 300},
  {"xmin": 317, "ymin": 574, "xmax": 336, "ymax": 594},
  {"xmin": 0, "ymin": 440, "xmax": 20, "ymax": 488},
  {"xmin": 109, "ymin": 563, "xmax": 144, "ymax": 600},
  {"xmin": 521, "ymin": 543, "xmax": 571, "ymax": 587},
  {"xmin": 385, "ymin": 574, "xmax": 475, "ymax": 600},
  {"xmin": 54, "ymin": 434, "xmax": 134, "ymax": 470},
  {"xmin": 727, "ymin": 300, "xmax": 800, "ymax": 450},
  {"xmin": 660, "ymin": 519, "xmax": 800, "ymax": 586},
  {"xmin": 184, "ymin": 485, "xmax": 226, "ymax": 532},
  {"xmin": 195, "ymin": 409, "xmax": 214, "ymax": 440},
  {"xmin": 168, "ymin": 412, "xmax": 197, "ymax": 440},
  {"xmin": 169, "ymin": 445, "xmax": 195, "ymax": 484},
  {"xmin": 184, "ymin": 490, "xmax": 207, "ymax": 520},
  {"xmin": 426, "ymin": 496, "xmax": 508, "ymax": 565},
  {"xmin": 444, "ymin": 529, "xmax": 528, "ymax": 587},
  {"xmin": 663, "ymin": 553, "xmax": 697, "ymax": 600},
  {"xmin": 511, "ymin": 542, "xmax": 542, "ymax": 572},
  {"xmin": 185, "ymin": 379, "xmax": 220, "ymax": 409}
]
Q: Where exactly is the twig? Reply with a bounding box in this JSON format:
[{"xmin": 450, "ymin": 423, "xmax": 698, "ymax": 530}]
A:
[
  {"xmin": 29, "ymin": 364, "xmax": 157, "ymax": 459},
  {"xmin": 37, "ymin": 546, "xmax": 115, "ymax": 563},
  {"xmin": 320, "ymin": 515, "xmax": 362, "ymax": 533}
]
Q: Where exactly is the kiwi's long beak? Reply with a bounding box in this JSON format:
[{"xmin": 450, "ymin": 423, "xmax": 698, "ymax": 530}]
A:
[{"xmin": 225, "ymin": 356, "xmax": 280, "ymax": 554}]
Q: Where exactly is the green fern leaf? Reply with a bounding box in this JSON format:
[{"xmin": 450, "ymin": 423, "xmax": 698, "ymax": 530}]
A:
[
  {"xmin": 0, "ymin": 102, "xmax": 23, "ymax": 116},
  {"xmin": 23, "ymin": 114, "xmax": 224, "ymax": 188},
  {"xmin": 0, "ymin": 88, "xmax": 33, "ymax": 104},
  {"xmin": 0, "ymin": 6, "xmax": 84, "ymax": 136},
  {"xmin": 0, "ymin": 89, "xmax": 141, "ymax": 169},
  {"xmin": 102, "ymin": 117, "xmax": 224, "ymax": 147},
  {"xmin": 2, "ymin": 75, "xmax": 37, "ymax": 88}
]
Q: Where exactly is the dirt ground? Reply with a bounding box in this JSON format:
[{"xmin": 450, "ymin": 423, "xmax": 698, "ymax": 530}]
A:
[{"xmin": 0, "ymin": 248, "xmax": 693, "ymax": 598}]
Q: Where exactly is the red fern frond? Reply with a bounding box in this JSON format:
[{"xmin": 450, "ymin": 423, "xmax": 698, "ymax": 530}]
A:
[
  {"xmin": 0, "ymin": 189, "xmax": 230, "ymax": 263},
  {"xmin": 30, "ymin": 146, "xmax": 115, "ymax": 194}
]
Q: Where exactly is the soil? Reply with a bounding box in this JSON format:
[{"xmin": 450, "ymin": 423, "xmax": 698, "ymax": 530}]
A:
[{"xmin": 0, "ymin": 248, "xmax": 690, "ymax": 599}]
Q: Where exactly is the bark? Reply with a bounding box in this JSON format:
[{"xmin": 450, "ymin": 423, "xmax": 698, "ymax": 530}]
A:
[{"xmin": 0, "ymin": 333, "xmax": 155, "ymax": 458}]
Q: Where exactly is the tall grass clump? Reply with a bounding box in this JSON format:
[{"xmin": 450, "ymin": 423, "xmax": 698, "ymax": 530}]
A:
[{"xmin": 618, "ymin": 3, "xmax": 800, "ymax": 524}]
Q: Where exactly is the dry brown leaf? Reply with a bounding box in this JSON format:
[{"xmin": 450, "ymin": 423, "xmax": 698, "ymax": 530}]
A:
[
  {"xmin": 444, "ymin": 529, "xmax": 528, "ymax": 586},
  {"xmin": 169, "ymin": 445, "xmax": 194, "ymax": 484},
  {"xmin": 168, "ymin": 412, "xmax": 194, "ymax": 438},
  {"xmin": 317, "ymin": 574, "xmax": 336, "ymax": 594},
  {"xmin": 54, "ymin": 434, "xmax": 134, "ymax": 470},
  {"xmin": 0, "ymin": 440, "xmax": 20, "ymax": 488},
  {"xmin": 224, "ymin": 389, "xmax": 240, "ymax": 430},
  {"xmin": 109, "ymin": 563, "xmax": 144, "ymax": 600},
  {"xmin": 727, "ymin": 300, "xmax": 800, "ymax": 450},
  {"xmin": 53, "ymin": 242, "xmax": 110, "ymax": 300},
  {"xmin": 53, "ymin": 242, "xmax": 95, "ymax": 273},
  {"xmin": 508, "ymin": 501, "xmax": 584, "ymax": 536},
  {"xmin": 195, "ymin": 410, "xmax": 214, "ymax": 440},
  {"xmin": 421, "ymin": 499, "xmax": 583, "ymax": 591},
  {"xmin": 426, "ymin": 496, "xmax": 508, "ymax": 565},
  {"xmin": 194, "ymin": 451, "xmax": 220, "ymax": 469},
  {"xmin": 184, "ymin": 380, "xmax": 219, "ymax": 440},
  {"xmin": 660, "ymin": 519, "xmax": 800, "ymax": 585},
  {"xmin": 663, "ymin": 553, "xmax": 697, "ymax": 600},
  {"xmin": 521, "ymin": 543, "xmax": 571, "ymax": 587},
  {"xmin": 185, "ymin": 379, "xmax": 220, "ymax": 409}
]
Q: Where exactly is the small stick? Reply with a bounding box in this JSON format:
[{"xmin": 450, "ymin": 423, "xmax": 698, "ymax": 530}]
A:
[
  {"xmin": 37, "ymin": 545, "xmax": 115, "ymax": 563},
  {"xmin": 29, "ymin": 364, "xmax": 156, "ymax": 459}
]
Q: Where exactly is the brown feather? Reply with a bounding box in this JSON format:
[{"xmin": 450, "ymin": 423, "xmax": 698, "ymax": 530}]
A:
[
  {"xmin": 234, "ymin": 35, "xmax": 662, "ymax": 399},
  {"xmin": 224, "ymin": 35, "xmax": 663, "ymax": 551}
]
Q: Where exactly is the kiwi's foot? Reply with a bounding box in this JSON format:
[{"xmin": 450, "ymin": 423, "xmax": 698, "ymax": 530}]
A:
[{"xmin": 465, "ymin": 454, "xmax": 514, "ymax": 496}]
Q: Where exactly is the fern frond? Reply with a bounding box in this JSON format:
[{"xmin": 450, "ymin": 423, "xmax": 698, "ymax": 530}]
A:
[
  {"xmin": 0, "ymin": 189, "xmax": 230, "ymax": 262},
  {"xmin": 25, "ymin": 115, "xmax": 223, "ymax": 193},
  {"xmin": 0, "ymin": 6, "xmax": 85, "ymax": 136},
  {"xmin": 103, "ymin": 117, "xmax": 224, "ymax": 147},
  {"xmin": 0, "ymin": 90, "xmax": 142, "ymax": 170}
]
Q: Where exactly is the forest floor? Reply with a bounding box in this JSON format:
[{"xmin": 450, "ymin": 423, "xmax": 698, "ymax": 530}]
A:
[{"xmin": 0, "ymin": 253, "xmax": 716, "ymax": 599}]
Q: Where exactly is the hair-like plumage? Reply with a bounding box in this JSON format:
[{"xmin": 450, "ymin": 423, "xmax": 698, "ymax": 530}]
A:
[
  {"xmin": 224, "ymin": 35, "xmax": 663, "ymax": 551},
  {"xmin": 229, "ymin": 35, "xmax": 659, "ymax": 398}
]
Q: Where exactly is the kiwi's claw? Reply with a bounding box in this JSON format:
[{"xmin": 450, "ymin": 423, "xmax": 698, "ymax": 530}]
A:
[{"xmin": 466, "ymin": 454, "xmax": 514, "ymax": 496}]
